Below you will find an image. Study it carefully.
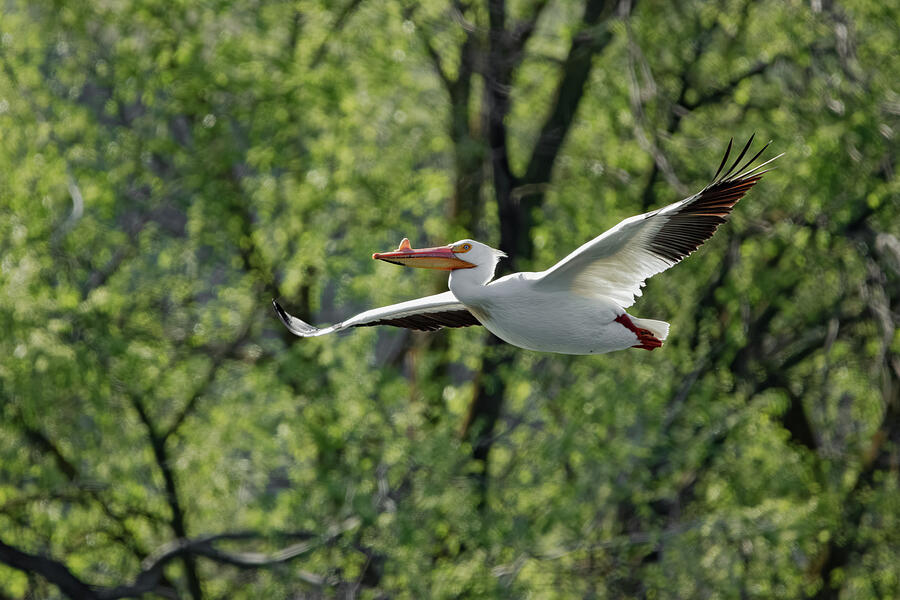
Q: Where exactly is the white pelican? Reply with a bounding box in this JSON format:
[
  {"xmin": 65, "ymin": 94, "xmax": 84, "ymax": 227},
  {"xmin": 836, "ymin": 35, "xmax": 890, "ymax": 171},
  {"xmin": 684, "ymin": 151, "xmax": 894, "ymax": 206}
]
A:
[{"xmin": 274, "ymin": 137, "xmax": 777, "ymax": 354}]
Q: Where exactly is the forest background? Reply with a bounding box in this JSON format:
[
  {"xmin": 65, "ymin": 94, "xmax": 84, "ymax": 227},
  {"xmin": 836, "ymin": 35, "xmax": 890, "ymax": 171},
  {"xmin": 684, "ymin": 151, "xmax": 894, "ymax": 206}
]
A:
[{"xmin": 1, "ymin": 0, "xmax": 898, "ymax": 598}]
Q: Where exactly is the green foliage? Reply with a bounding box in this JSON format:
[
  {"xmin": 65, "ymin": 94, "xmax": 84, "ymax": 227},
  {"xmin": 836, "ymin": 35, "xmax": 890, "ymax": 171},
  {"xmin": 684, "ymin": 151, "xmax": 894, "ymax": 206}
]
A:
[{"xmin": 0, "ymin": 0, "xmax": 898, "ymax": 598}]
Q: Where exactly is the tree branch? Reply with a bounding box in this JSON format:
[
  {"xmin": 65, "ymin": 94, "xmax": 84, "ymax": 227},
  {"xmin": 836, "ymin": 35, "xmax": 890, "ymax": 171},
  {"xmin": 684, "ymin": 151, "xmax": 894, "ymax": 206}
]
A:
[
  {"xmin": 160, "ymin": 320, "xmax": 251, "ymax": 442},
  {"xmin": 100, "ymin": 532, "xmax": 338, "ymax": 599},
  {"xmin": 110, "ymin": 522, "xmax": 358, "ymax": 598},
  {"xmin": 310, "ymin": 0, "xmax": 365, "ymax": 68},
  {"xmin": 129, "ymin": 395, "xmax": 203, "ymax": 600},
  {"xmin": 521, "ymin": 0, "xmax": 623, "ymax": 189},
  {"xmin": 6, "ymin": 404, "xmax": 159, "ymax": 559},
  {"xmin": 807, "ymin": 388, "xmax": 898, "ymax": 600},
  {"xmin": 0, "ymin": 522, "xmax": 360, "ymax": 600},
  {"xmin": 413, "ymin": 16, "xmax": 454, "ymax": 92},
  {"xmin": 508, "ymin": 0, "xmax": 550, "ymax": 55},
  {"xmin": 19, "ymin": 422, "xmax": 80, "ymax": 481},
  {"xmin": 633, "ymin": 6, "xmax": 785, "ymax": 210},
  {"xmin": 682, "ymin": 56, "xmax": 784, "ymax": 112},
  {"xmin": 0, "ymin": 538, "xmax": 99, "ymax": 600}
]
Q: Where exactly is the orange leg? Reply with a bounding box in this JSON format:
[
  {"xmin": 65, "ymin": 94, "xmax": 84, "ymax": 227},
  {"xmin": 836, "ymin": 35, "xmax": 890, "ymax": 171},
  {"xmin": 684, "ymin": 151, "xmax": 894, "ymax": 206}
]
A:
[{"xmin": 614, "ymin": 314, "xmax": 663, "ymax": 351}]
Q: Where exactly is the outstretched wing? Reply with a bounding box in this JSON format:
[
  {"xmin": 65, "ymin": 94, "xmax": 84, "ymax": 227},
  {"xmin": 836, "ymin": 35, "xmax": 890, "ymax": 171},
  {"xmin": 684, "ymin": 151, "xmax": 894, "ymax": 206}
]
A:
[
  {"xmin": 536, "ymin": 136, "xmax": 779, "ymax": 307},
  {"xmin": 273, "ymin": 291, "xmax": 481, "ymax": 337}
]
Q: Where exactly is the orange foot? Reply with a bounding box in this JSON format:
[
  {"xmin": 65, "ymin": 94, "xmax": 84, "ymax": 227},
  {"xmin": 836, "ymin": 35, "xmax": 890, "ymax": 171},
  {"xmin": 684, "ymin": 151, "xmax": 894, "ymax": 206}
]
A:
[{"xmin": 614, "ymin": 314, "xmax": 663, "ymax": 351}]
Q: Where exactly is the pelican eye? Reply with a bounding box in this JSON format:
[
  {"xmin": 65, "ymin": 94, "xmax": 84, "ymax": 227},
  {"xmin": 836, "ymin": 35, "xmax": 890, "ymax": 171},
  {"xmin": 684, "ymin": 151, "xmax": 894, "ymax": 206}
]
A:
[{"xmin": 455, "ymin": 243, "xmax": 472, "ymax": 253}]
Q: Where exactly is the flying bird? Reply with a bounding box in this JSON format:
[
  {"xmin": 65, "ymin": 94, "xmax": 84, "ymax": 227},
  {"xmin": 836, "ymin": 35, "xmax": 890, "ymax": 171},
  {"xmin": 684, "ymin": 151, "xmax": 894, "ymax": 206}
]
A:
[{"xmin": 274, "ymin": 137, "xmax": 778, "ymax": 355}]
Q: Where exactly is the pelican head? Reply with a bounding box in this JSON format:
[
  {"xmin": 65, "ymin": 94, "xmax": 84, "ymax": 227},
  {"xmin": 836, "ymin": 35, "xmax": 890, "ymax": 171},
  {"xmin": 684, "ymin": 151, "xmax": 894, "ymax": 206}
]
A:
[{"xmin": 373, "ymin": 238, "xmax": 505, "ymax": 284}]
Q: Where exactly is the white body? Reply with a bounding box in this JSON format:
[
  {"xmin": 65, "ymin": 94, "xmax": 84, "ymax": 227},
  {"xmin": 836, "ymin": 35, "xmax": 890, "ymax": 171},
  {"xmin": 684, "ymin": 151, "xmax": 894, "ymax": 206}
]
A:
[{"xmin": 449, "ymin": 270, "xmax": 665, "ymax": 354}]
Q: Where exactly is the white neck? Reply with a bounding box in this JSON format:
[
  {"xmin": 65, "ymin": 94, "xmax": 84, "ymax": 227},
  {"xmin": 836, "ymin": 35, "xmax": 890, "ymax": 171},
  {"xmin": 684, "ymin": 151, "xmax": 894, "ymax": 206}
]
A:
[{"xmin": 448, "ymin": 260, "xmax": 497, "ymax": 302}]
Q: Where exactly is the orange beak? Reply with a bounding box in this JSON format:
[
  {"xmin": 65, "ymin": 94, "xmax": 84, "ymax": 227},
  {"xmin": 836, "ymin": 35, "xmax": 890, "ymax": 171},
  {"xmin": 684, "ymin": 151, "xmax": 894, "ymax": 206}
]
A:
[{"xmin": 373, "ymin": 238, "xmax": 476, "ymax": 270}]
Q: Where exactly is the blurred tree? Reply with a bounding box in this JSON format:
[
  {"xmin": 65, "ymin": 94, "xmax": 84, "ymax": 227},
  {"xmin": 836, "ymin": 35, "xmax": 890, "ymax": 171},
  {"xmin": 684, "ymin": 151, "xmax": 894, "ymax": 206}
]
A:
[{"xmin": 0, "ymin": 0, "xmax": 897, "ymax": 599}]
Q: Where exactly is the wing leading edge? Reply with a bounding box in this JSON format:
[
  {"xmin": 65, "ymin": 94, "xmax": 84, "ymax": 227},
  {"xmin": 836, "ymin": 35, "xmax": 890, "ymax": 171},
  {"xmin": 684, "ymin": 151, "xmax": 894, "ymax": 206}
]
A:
[{"xmin": 273, "ymin": 291, "xmax": 481, "ymax": 337}]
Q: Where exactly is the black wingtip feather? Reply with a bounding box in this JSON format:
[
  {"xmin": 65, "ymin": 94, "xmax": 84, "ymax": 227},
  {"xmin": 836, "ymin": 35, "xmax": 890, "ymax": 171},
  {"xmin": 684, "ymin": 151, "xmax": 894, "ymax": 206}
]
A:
[
  {"xmin": 647, "ymin": 136, "xmax": 777, "ymax": 265},
  {"xmin": 733, "ymin": 140, "xmax": 771, "ymax": 179},
  {"xmin": 712, "ymin": 137, "xmax": 734, "ymax": 182},
  {"xmin": 272, "ymin": 299, "xmax": 290, "ymax": 324},
  {"xmin": 719, "ymin": 133, "xmax": 755, "ymax": 182}
]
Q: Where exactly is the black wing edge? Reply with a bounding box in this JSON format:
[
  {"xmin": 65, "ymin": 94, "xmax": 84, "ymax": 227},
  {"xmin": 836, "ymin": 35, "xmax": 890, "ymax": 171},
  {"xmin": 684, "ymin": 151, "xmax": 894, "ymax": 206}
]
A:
[
  {"xmin": 355, "ymin": 310, "xmax": 482, "ymax": 332},
  {"xmin": 647, "ymin": 135, "xmax": 781, "ymax": 264},
  {"xmin": 272, "ymin": 299, "xmax": 322, "ymax": 336}
]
